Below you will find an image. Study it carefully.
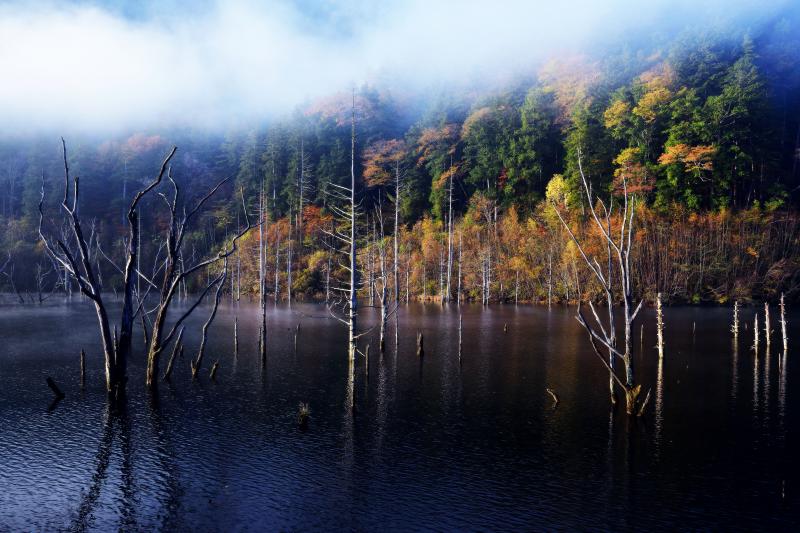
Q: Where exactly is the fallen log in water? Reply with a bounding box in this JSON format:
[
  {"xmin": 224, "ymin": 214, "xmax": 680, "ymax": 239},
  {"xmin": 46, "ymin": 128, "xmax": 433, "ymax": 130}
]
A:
[{"xmin": 46, "ymin": 377, "xmax": 65, "ymax": 399}]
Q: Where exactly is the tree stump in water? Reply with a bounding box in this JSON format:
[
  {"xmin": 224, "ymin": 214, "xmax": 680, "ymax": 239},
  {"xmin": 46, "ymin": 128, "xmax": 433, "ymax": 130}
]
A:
[
  {"xmin": 416, "ymin": 331, "xmax": 424, "ymax": 357},
  {"xmin": 209, "ymin": 361, "xmax": 219, "ymax": 380},
  {"xmin": 79, "ymin": 349, "xmax": 85, "ymax": 388}
]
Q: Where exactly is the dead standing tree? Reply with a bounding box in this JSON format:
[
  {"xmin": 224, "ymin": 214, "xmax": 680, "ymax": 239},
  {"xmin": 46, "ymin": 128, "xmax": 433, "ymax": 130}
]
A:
[
  {"xmin": 38, "ymin": 139, "xmax": 176, "ymax": 393},
  {"xmin": 40, "ymin": 139, "xmax": 258, "ymax": 391},
  {"xmin": 142, "ymin": 184, "xmax": 257, "ymax": 388},
  {"xmin": 553, "ymin": 154, "xmax": 647, "ymax": 415},
  {"xmin": 324, "ymin": 91, "xmax": 368, "ymax": 363}
]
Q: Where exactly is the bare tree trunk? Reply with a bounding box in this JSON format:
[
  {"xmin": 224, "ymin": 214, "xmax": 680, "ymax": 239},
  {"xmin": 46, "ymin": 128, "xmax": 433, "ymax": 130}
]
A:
[
  {"xmin": 445, "ymin": 163, "xmax": 453, "ymax": 303},
  {"xmin": 163, "ymin": 326, "xmax": 183, "ymax": 381},
  {"xmin": 753, "ymin": 313, "xmax": 760, "ymax": 351},
  {"xmin": 348, "ymin": 97, "xmax": 358, "ymax": 363},
  {"xmin": 394, "ymin": 162, "xmax": 401, "ymax": 303},
  {"xmin": 274, "ymin": 238, "xmax": 280, "ymax": 304},
  {"xmin": 780, "ymin": 293, "xmax": 788, "ymax": 355},
  {"xmin": 764, "ymin": 302, "xmax": 771, "ymax": 348},
  {"xmin": 732, "ymin": 300, "xmax": 740, "ymax": 339},
  {"xmin": 192, "ymin": 261, "xmax": 227, "ymax": 379},
  {"xmin": 657, "ymin": 292, "xmax": 664, "ymax": 360},
  {"xmin": 554, "ymin": 152, "xmax": 645, "ymax": 415},
  {"xmin": 548, "ymin": 250, "xmax": 553, "ymax": 308},
  {"xmin": 457, "ymin": 232, "xmax": 462, "ymax": 306}
]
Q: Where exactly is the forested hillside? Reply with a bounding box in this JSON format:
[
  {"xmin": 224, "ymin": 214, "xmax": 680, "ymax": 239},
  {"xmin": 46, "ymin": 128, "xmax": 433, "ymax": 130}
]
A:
[{"xmin": 2, "ymin": 14, "xmax": 800, "ymax": 303}]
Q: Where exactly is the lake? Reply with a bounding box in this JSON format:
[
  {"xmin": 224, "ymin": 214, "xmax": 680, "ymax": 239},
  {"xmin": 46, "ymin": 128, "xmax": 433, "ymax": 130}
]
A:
[{"xmin": 0, "ymin": 298, "xmax": 797, "ymax": 531}]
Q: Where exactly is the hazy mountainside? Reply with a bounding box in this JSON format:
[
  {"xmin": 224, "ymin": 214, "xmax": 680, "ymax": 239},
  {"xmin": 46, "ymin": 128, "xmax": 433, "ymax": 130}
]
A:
[{"xmin": 1, "ymin": 12, "xmax": 800, "ymax": 302}]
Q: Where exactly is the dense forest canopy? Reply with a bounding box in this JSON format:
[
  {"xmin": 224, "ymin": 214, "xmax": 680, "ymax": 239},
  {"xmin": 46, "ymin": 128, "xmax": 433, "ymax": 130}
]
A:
[{"xmin": 2, "ymin": 7, "xmax": 800, "ymax": 303}]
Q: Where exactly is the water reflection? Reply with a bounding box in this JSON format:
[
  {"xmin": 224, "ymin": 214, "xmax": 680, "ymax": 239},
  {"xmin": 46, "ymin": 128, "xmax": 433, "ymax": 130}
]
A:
[
  {"xmin": 0, "ymin": 300, "xmax": 797, "ymax": 530},
  {"xmin": 654, "ymin": 355, "xmax": 664, "ymax": 452}
]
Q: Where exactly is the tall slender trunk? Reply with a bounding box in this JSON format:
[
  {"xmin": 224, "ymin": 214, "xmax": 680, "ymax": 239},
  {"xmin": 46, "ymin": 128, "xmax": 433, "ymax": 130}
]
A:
[
  {"xmin": 348, "ymin": 95, "xmax": 358, "ymax": 362},
  {"xmin": 457, "ymin": 232, "xmax": 462, "ymax": 306},
  {"xmin": 445, "ymin": 164, "xmax": 453, "ymax": 303},
  {"xmin": 394, "ymin": 162, "xmax": 400, "ymax": 303}
]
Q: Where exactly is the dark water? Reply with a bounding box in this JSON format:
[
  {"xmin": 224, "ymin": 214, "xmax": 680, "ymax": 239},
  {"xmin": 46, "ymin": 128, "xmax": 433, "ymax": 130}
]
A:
[{"xmin": 0, "ymin": 297, "xmax": 798, "ymax": 531}]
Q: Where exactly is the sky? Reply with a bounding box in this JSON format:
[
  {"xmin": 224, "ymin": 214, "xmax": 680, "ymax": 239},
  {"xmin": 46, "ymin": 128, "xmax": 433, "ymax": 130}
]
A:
[{"xmin": 0, "ymin": 0, "xmax": 793, "ymax": 134}]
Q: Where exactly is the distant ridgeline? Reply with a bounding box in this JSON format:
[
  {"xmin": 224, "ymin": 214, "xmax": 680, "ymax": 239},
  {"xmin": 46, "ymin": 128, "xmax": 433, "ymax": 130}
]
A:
[{"xmin": 1, "ymin": 16, "xmax": 800, "ymax": 304}]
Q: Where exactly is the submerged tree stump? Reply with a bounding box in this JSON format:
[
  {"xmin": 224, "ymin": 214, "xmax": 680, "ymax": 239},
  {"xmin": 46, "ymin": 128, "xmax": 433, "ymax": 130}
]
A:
[
  {"xmin": 79, "ymin": 349, "xmax": 86, "ymax": 388},
  {"xmin": 416, "ymin": 331, "xmax": 424, "ymax": 357},
  {"xmin": 209, "ymin": 360, "xmax": 219, "ymax": 380}
]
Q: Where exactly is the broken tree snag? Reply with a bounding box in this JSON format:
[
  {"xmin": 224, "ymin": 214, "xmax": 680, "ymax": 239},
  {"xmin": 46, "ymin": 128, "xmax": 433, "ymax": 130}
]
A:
[
  {"xmin": 753, "ymin": 313, "xmax": 760, "ymax": 352},
  {"xmin": 656, "ymin": 292, "xmax": 664, "ymax": 360},
  {"xmin": 732, "ymin": 300, "xmax": 740, "ymax": 339},
  {"xmin": 546, "ymin": 388, "xmax": 559, "ymax": 407},
  {"xmin": 780, "ymin": 293, "xmax": 788, "ymax": 355},
  {"xmin": 637, "ymin": 387, "xmax": 652, "ymax": 417},
  {"xmin": 80, "ymin": 349, "xmax": 86, "ymax": 388},
  {"xmin": 764, "ymin": 302, "xmax": 772, "ymax": 348},
  {"xmin": 417, "ymin": 331, "xmax": 424, "ymax": 357},
  {"xmin": 46, "ymin": 377, "xmax": 65, "ymax": 399},
  {"xmin": 209, "ymin": 361, "xmax": 219, "ymax": 380},
  {"xmin": 163, "ymin": 326, "xmax": 184, "ymax": 381},
  {"xmin": 234, "ymin": 316, "xmax": 239, "ymax": 357},
  {"xmin": 192, "ymin": 258, "xmax": 228, "ymax": 380},
  {"xmin": 297, "ymin": 402, "xmax": 310, "ymax": 428},
  {"xmin": 503, "ymin": 323, "xmax": 508, "ymax": 333},
  {"xmin": 294, "ymin": 322, "xmax": 300, "ymax": 353}
]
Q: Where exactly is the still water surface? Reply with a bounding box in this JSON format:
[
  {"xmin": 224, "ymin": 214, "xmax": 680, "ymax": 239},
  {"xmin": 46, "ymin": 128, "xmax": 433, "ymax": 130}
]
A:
[{"xmin": 0, "ymin": 299, "xmax": 797, "ymax": 531}]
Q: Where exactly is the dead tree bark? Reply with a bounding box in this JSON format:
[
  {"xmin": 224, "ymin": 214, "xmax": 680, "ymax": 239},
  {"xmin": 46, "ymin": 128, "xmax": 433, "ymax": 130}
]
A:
[
  {"xmin": 234, "ymin": 315, "xmax": 239, "ymax": 357},
  {"xmin": 39, "ymin": 138, "xmax": 157, "ymax": 394},
  {"xmin": 553, "ymin": 152, "xmax": 646, "ymax": 415},
  {"xmin": 143, "ymin": 183, "xmax": 258, "ymax": 388},
  {"xmin": 445, "ymin": 159, "xmax": 454, "ymax": 303},
  {"xmin": 192, "ymin": 259, "xmax": 227, "ymax": 380},
  {"xmin": 80, "ymin": 349, "xmax": 86, "ymax": 388},
  {"xmin": 780, "ymin": 293, "xmax": 788, "ymax": 355},
  {"xmin": 162, "ymin": 326, "xmax": 183, "ymax": 381},
  {"xmin": 764, "ymin": 302, "xmax": 772, "ymax": 348},
  {"xmin": 656, "ymin": 292, "xmax": 664, "ymax": 359},
  {"xmin": 324, "ymin": 91, "xmax": 362, "ymax": 362},
  {"xmin": 393, "ymin": 158, "xmax": 402, "ymax": 303},
  {"xmin": 754, "ymin": 313, "xmax": 760, "ymax": 351}
]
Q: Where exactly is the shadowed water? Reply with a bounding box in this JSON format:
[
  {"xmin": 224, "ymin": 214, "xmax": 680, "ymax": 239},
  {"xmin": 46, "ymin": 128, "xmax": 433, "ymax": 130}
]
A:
[{"xmin": 0, "ymin": 298, "xmax": 797, "ymax": 530}]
